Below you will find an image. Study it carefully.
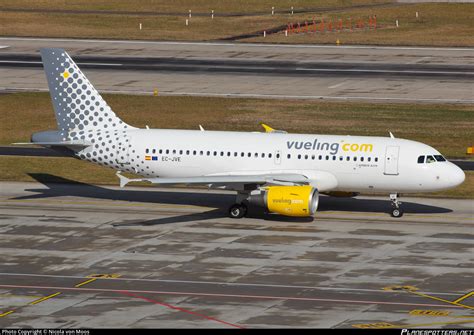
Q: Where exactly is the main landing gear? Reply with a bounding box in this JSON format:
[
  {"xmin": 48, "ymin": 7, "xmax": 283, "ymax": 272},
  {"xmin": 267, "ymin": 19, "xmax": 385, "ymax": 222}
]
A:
[
  {"xmin": 390, "ymin": 193, "xmax": 403, "ymax": 218},
  {"xmin": 228, "ymin": 192, "xmax": 249, "ymax": 219},
  {"xmin": 229, "ymin": 203, "xmax": 248, "ymax": 219}
]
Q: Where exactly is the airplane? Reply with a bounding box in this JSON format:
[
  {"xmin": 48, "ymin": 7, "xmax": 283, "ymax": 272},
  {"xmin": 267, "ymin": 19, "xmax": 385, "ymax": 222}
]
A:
[{"xmin": 16, "ymin": 48, "xmax": 465, "ymax": 219}]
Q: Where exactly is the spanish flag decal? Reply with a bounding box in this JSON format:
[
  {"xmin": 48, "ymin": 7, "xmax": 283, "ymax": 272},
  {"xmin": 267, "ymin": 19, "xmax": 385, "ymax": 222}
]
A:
[{"xmin": 145, "ymin": 156, "xmax": 151, "ymax": 161}]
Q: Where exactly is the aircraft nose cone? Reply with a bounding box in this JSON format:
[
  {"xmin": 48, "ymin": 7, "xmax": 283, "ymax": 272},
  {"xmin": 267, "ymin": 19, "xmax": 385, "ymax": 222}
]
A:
[{"xmin": 449, "ymin": 163, "xmax": 465, "ymax": 187}]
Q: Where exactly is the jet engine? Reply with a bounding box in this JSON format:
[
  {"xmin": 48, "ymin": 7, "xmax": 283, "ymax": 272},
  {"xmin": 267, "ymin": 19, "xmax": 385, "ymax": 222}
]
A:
[{"xmin": 248, "ymin": 185, "xmax": 319, "ymax": 217}]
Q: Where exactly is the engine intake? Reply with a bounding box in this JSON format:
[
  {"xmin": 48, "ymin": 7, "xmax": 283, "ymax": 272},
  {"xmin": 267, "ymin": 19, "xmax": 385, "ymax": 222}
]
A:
[{"xmin": 248, "ymin": 185, "xmax": 319, "ymax": 217}]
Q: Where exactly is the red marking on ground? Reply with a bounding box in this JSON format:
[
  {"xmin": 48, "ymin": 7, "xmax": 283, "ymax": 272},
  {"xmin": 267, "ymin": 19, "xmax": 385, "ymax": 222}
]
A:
[
  {"xmin": 120, "ymin": 291, "xmax": 245, "ymax": 329},
  {"xmin": 0, "ymin": 284, "xmax": 466, "ymax": 309}
]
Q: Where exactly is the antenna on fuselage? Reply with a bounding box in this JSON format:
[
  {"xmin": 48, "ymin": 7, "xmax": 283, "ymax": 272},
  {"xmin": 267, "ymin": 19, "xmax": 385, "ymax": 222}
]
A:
[{"xmin": 389, "ymin": 132, "xmax": 395, "ymax": 139}]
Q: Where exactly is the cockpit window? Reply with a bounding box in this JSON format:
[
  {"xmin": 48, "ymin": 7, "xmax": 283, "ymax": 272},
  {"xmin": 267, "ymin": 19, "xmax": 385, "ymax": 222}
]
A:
[
  {"xmin": 417, "ymin": 155, "xmax": 425, "ymax": 164},
  {"xmin": 426, "ymin": 155, "xmax": 436, "ymax": 163},
  {"xmin": 434, "ymin": 155, "xmax": 446, "ymax": 162}
]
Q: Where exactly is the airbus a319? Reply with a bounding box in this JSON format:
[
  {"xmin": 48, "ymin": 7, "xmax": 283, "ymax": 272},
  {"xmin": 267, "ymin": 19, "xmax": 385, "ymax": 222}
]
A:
[{"xmin": 17, "ymin": 49, "xmax": 465, "ymax": 219}]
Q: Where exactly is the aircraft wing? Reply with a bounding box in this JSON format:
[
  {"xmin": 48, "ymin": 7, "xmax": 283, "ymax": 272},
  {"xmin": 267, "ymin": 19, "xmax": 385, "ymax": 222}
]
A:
[{"xmin": 116, "ymin": 171, "xmax": 309, "ymax": 188}]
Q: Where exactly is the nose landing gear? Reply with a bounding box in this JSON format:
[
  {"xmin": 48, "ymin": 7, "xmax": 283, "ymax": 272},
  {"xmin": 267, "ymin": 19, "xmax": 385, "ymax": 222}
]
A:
[{"xmin": 390, "ymin": 193, "xmax": 403, "ymax": 218}]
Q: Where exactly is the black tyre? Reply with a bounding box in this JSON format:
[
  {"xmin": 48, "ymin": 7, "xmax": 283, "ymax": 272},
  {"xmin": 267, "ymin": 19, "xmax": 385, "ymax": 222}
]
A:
[
  {"xmin": 229, "ymin": 204, "xmax": 247, "ymax": 219},
  {"xmin": 391, "ymin": 208, "xmax": 403, "ymax": 218}
]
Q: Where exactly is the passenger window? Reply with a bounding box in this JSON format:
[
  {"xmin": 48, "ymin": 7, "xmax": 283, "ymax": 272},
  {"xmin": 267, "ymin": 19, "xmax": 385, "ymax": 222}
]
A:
[
  {"xmin": 353, "ymin": 157, "xmax": 357, "ymax": 161},
  {"xmin": 241, "ymin": 152, "xmax": 244, "ymax": 157},
  {"xmin": 254, "ymin": 153, "xmax": 258, "ymax": 158},
  {"xmin": 332, "ymin": 156, "xmax": 336, "ymax": 161},
  {"xmin": 434, "ymin": 155, "xmax": 446, "ymax": 162},
  {"xmin": 298, "ymin": 154, "xmax": 301, "ymax": 159},
  {"xmin": 172, "ymin": 149, "xmax": 176, "ymax": 154},
  {"xmin": 269, "ymin": 153, "xmax": 272, "ymax": 158},
  {"xmin": 180, "ymin": 150, "xmax": 183, "ymax": 155},
  {"xmin": 287, "ymin": 154, "xmax": 291, "ymax": 159},
  {"xmin": 220, "ymin": 151, "xmax": 224, "ymax": 156},
  {"xmin": 305, "ymin": 155, "xmax": 308, "ymax": 160},
  {"xmin": 207, "ymin": 151, "xmax": 210, "ymax": 156},
  {"xmin": 234, "ymin": 152, "xmax": 238, "ymax": 157},
  {"xmin": 193, "ymin": 150, "xmax": 197, "ymax": 155},
  {"xmin": 248, "ymin": 152, "xmax": 251, "ymax": 157},
  {"xmin": 166, "ymin": 149, "xmax": 169, "ymax": 154},
  {"xmin": 368, "ymin": 157, "xmax": 371, "ymax": 162},
  {"xmin": 199, "ymin": 150, "xmax": 203, "ymax": 155},
  {"xmin": 375, "ymin": 157, "xmax": 378, "ymax": 162},
  {"xmin": 262, "ymin": 153, "xmax": 265, "ymax": 158},
  {"xmin": 361, "ymin": 157, "xmax": 364, "ymax": 162},
  {"xmin": 426, "ymin": 155, "xmax": 436, "ymax": 163},
  {"xmin": 186, "ymin": 150, "xmax": 190, "ymax": 155},
  {"xmin": 318, "ymin": 155, "xmax": 322, "ymax": 160},
  {"xmin": 339, "ymin": 156, "xmax": 343, "ymax": 161},
  {"xmin": 326, "ymin": 155, "xmax": 329, "ymax": 160},
  {"xmin": 312, "ymin": 155, "xmax": 315, "ymax": 160},
  {"xmin": 146, "ymin": 149, "xmax": 149, "ymax": 153},
  {"xmin": 346, "ymin": 156, "xmax": 350, "ymax": 161},
  {"xmin": 227, "ymin": 152, "xmax": 231, "ymax": 157},
  {"xmin": 214, "ymin": 151, "xmax": 217, "ymax": 156},
  {"xmin": 276, "ymin": 153, "xmax": 280, "ymax": 159},
  {"xmin": 152, "ymin": 149, "xmax": 156, "ymax": 154},
  {"xmin": 417, "ymin": 155, "xmax": 425, "ymax": 163}
]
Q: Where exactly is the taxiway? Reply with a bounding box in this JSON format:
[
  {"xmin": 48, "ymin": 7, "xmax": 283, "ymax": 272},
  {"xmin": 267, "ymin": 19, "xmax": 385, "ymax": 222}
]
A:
[{"xmin": 0, "ymin": 180, "xmax": 473, "ymax": 328}]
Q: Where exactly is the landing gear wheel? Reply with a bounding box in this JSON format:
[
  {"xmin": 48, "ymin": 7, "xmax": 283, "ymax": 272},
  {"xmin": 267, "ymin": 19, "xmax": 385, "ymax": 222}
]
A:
[
  {"xmin": 391, "ymin": 208, "xmax": 403, "ymax": 218},
  {"xmin": 229, "ymin": 204, "xmax": 247, "ymax": 219},
  {"xmin": 389, "ymin": 193, "xmax": 403, "ymax": 218}
]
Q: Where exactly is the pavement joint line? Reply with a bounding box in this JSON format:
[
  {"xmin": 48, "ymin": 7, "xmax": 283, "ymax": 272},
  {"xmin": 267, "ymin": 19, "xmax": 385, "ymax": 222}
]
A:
[
  {"xmin": 0, "ymin": 272, "xmax": 466, "ymax": 297},
  {"xmin": 0, "ymin": 284, "xmax": 469, "ymax": 309}
]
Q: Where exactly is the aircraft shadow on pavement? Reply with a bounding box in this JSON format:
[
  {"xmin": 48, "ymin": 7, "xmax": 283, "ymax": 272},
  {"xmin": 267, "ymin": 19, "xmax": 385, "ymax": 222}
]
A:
[{"xmin": 13, "ymin": 173, "xmax": 453, "ymax": 225}]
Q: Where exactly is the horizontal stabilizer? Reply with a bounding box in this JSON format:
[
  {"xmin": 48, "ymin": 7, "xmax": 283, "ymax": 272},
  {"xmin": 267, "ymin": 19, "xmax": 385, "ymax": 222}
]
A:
[{"xmin": 14, "ymin": 141, "xmax": 91, "ymax": 149}]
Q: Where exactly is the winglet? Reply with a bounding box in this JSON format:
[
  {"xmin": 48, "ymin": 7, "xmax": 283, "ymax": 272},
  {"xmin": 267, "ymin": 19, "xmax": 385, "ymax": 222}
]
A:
[
  {"xmin": 116, "ymin": 171, "xmax": 129, "ymax": 188},
  {"xmin": 261, "ymin": 123, "xmax": 275, "ymax": 133}
]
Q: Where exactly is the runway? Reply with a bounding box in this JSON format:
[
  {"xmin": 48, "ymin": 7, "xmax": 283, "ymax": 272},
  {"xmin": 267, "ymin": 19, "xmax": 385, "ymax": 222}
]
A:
[
  {"xmin": 1, "ymin": 37, "xmax": 473, "ymax": 103},
  {"xmin": 0, "ymin": 180, "xmax": 473, "ymax": 328},
  {"xmin": 2, "ymin": 53, "xmax": 473, "ymax": 79}
]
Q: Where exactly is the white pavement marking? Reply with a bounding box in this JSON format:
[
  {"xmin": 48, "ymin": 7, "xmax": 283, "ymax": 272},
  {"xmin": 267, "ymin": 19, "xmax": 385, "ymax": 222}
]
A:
[
  {"xmin": 1, "ymin": 37, "xmax": 474, "ymax": 52},
  {"xmin": 0, "ymin": 61, "xmax": 122, "ymax": 66},
  {"xmin": 295, "ymin": 67, "xmax": 474, "ymax": 76},
  {"xmin": 0, "ymin": 46, "xmax": 9, "ymax": 49},
  {"xmin": 328, "ymin": 81, "xmax": 346, "ymax": 89},
  {"xmin": 0, "ymin": 272, "xmax": 463, "ymax": 297}
]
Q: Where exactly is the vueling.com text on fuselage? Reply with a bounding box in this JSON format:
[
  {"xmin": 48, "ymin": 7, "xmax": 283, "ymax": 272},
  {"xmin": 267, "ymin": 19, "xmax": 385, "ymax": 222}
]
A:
[{"xmin": 287, "ymin": 139, "xmax": 373, "ymax": 155}]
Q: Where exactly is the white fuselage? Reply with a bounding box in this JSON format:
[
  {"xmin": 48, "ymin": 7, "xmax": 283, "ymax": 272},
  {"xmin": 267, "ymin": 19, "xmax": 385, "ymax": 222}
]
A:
[{"xmin": 94, "ymin": 129, "xmax": 464, "ymax": 194}]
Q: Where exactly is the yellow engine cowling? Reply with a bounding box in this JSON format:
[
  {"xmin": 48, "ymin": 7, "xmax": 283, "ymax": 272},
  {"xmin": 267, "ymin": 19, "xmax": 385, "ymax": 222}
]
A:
[{"xmin": 249, "ymin": 186, "xmax": 319, "ymax": 217}]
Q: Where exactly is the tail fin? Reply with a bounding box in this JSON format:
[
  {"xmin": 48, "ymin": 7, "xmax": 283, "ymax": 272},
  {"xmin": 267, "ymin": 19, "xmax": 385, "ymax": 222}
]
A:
[{"xmin": 40, "ymin": 48, "xmax": 133, "ymax": 142}]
